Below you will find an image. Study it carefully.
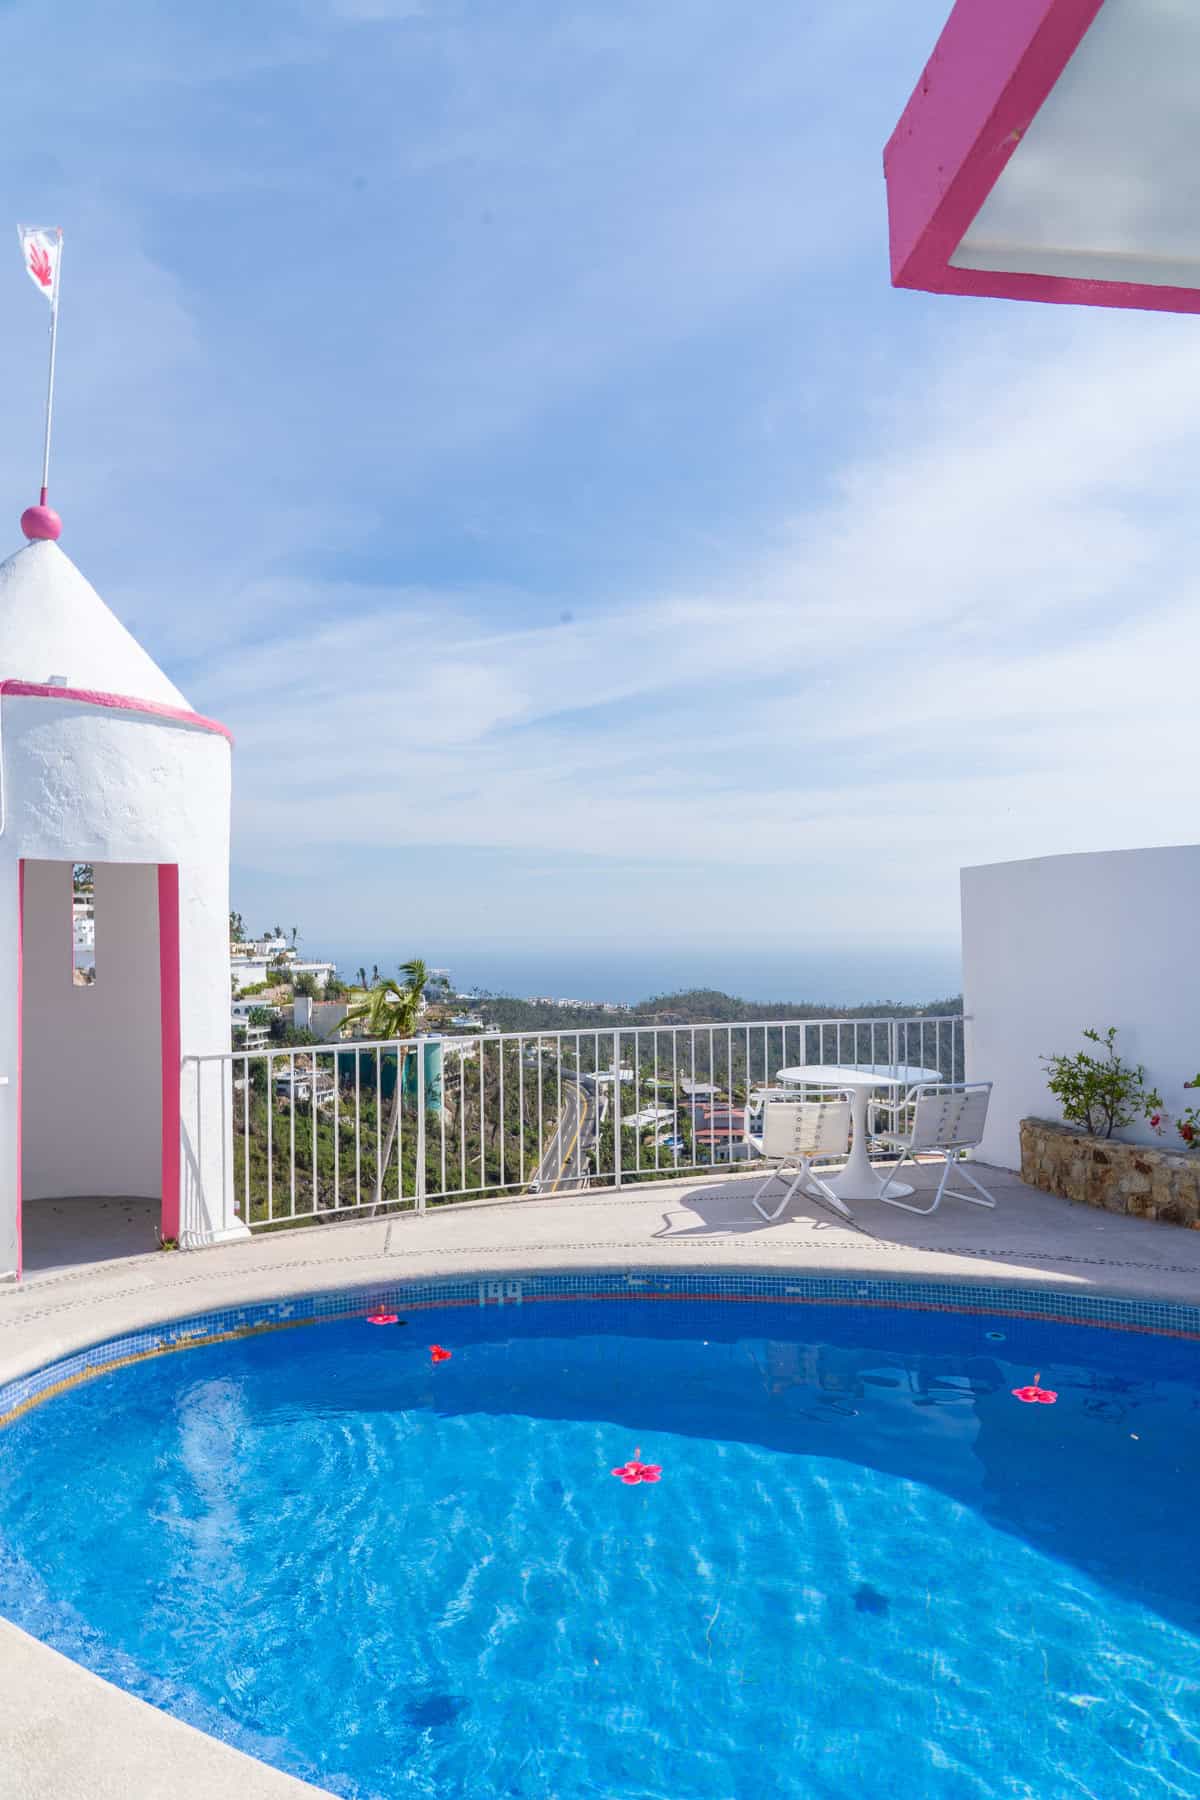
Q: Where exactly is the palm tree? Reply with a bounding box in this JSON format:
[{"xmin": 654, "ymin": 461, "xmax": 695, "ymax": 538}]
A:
[
  {"xmin": 355, "ymin": 965, "xmax": 368, "ymax": 991},
  {"xmin": 344, "ymin": 958, "xmax": 429, "ymax": 1211},
  {"xmin": 290, "ymin": 925, "xmax": 299, "ymax": 949}
]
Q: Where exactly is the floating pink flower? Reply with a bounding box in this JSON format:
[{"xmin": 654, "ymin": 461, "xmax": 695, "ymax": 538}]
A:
[
  {"xmin": 430, "ymin": 1344, "xmax": 452, "ymax": 1363},
  {"xmin": 611, "ymin": 1446, "xmax": 662, "ymax": 1484},
  {"xmin": 1012, "ymin": 1372, "xmax": 1057, "ymax": 1405},
  {"xmin": 367, "ymin": 1308, "xmax": 398, "ymax": 1326}
]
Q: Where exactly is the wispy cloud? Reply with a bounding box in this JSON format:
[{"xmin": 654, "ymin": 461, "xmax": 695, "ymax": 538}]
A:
[{"xmin": 194, "ymin": 302, "xmax": 1200, "ymax": 952}]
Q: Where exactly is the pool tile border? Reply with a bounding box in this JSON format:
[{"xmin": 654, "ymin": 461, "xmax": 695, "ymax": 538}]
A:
[{"xmin": 4, "ymin": 1269, "xmax": 1200, "ymax": 1427}]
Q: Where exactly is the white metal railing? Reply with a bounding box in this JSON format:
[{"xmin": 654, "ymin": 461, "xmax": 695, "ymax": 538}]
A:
[{"xmin": 186, "ymin": 1015, "xmax": 964, "ymax": 1234}]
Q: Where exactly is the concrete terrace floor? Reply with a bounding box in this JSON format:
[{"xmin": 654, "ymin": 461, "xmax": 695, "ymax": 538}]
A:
[
  {"xmin": 8, "ymin": 1164, "xmax": 1200, "ymax": 1371},
  {"xmin": 4, "ymin": 1162, "xmax": 1200, "ymax": 1798}
]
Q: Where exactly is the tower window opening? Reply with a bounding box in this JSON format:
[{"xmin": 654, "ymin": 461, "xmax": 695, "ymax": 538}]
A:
[{"xmin": 72, "ymin": 863, "xmax": 95, "ymax": 985}]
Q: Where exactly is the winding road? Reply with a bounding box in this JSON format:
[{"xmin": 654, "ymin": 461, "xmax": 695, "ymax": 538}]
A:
[{"xmin": 529, "ymin": 1076, "xmax": 592, "ymax": 1194}]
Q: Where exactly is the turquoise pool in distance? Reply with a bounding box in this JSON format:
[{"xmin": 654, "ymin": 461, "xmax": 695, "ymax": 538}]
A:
[{"xmin": 1, "ymin": 1297, "xmax": 1197, "ymax": 1799}]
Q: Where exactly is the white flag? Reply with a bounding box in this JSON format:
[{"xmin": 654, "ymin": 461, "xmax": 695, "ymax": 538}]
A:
[{"xmin": 17, "ymin": 224, "xmax": 61, "ymax": 303}]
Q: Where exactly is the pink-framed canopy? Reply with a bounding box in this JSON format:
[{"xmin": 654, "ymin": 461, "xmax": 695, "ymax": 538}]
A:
[{"xmin": 885, "ymin": 0, "xmax": 1200, "ymax": 314}]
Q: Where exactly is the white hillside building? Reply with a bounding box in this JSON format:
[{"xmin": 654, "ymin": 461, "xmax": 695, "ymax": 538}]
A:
[{"xmin": 0, "ymin": 530, "xmax": 248, "ymax": 1278}]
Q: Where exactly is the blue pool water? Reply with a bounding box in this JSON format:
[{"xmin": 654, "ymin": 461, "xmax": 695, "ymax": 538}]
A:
[{"xmin": 2, "ymin": 1296, "xmax": 1200, "ymax": 1799}]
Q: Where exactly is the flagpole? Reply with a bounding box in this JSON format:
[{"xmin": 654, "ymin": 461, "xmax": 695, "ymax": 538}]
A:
[{"xmin": 39, "ymin": 230, "xmax": 62, "ymax": 508}]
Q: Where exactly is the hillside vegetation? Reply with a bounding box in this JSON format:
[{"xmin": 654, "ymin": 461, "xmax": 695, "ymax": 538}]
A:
[{"xmin": 477, "ymin": 988, "xmax": 962, "ymax": 1033}]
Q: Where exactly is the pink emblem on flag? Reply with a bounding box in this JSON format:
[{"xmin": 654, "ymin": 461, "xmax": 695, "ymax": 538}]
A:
[{"xmin": 17, "ymin": 225, "xmax": 61, "ymax": 303}]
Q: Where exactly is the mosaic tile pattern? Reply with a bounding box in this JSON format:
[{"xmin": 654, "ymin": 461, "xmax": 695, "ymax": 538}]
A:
[{"xmin": 3, "ymin": 1271, "xmax": 1200, "ymax": 1428}]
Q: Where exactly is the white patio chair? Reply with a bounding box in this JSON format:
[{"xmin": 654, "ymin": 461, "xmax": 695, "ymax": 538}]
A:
[
  {"xmin": 873, "ymin": 1082, "xmax": 995, "ymax": 1215},
  {"xmin": 746, "ymin": 1091, "xmax": 854, "ymax": 1222}
]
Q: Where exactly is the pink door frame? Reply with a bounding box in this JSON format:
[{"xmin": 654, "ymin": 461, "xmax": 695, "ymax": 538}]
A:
[
  {"xmin": 14, "ymin": 859, "xmax": 181, "ymax": 1278},
  {"xmin": 158, "ymin": 865, "xmax": 182, "ymax": 1244},
  {"xmin": 15, "ymin": 862, "xmax": 23, "ymax": 1279}
]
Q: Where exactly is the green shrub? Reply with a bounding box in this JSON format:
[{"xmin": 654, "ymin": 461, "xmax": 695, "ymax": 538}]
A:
[{"xmin": 1042, "ymin": 1027, "xmax": 1157, "ymax": 1139}]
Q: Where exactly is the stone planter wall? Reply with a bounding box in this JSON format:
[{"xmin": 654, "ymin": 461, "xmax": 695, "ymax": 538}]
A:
[{"xmin": 1020, "ymin": 1118, "xmax": 1200, "ymax": 1228}]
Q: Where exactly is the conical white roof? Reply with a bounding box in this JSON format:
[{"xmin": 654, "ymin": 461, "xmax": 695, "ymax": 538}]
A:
[{"xmin": 0, "ymin": 539, "xmax": 190, "ymax": 710}]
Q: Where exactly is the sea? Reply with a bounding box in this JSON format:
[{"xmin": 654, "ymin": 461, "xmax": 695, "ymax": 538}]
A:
[{"xmin": 326, "ymin": 946, "xmax": 962, "ymax": 1009}]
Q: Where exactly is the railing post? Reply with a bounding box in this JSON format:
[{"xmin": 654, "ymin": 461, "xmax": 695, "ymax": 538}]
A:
[
  {"xmin": 612, "ymin": 1027, "xmax": 622, "ymax": 1188},
  {"xmin": 415, "ymin": 1038, "xmax": 427, "ymax": 1214}
]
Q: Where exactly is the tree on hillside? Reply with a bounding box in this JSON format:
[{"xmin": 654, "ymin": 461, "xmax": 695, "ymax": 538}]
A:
[
  {"xmin": 269, "ymin": 1018, "xmax": 317, "ymax": 1047},
  {"xmin": 229, "ymin": 911, "xmax": 246, "ymax": 943},
  {"xmin": 291, "ymin": 925, "xmax": 299, "ymax": 948},
  {"xmin": 344, "ymin": 958, "xmax": 428, "ymax": 1212},
  {"xmin": 294, "ymin": 972, "xmax": 319, "ymax": 998},
  {"xmin": 356, "ymin": 966, "xmax": 368, "ymax": 990}
]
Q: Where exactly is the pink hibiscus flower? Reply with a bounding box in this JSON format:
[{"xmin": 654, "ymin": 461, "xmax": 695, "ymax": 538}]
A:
[
  {"xmin": 611, "ymin": 1446, "xmax": 662, "ymax": 1484},
  {"xmin": 1012, "ymin": 1372, "xmax": 1058, "ymax": 1405}
]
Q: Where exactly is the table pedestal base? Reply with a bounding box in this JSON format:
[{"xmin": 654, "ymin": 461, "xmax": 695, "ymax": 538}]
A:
[{"xmin": 827, "ymin": 1085, "xmax": 913, "ymax": 1203}]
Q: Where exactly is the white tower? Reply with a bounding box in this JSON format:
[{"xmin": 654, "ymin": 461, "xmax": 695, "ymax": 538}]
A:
[{"xmin": 0, "ymin": 526, "xmax": 246, "ymax": 1278}]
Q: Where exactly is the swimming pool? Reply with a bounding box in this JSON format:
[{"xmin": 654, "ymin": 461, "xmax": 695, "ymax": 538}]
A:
[{"xmin": 1, "ymin": 1274, "xmax": 1198, "ymax": 1799}]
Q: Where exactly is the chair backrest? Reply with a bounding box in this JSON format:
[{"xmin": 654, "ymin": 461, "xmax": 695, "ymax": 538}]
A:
[
  {"xmin": 761, "ymin": 1095, "xmax": 851, "ymax": 1161},
  {"xmin": 748, "ymin": 1085, "xmax": 792, "ymax": 1118},
  {"xmin": 908, "ymin": 1082, "xmax": 991, "ymax": 1152}
]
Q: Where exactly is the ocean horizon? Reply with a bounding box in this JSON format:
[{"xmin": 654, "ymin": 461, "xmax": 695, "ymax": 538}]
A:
[{"xmin": 323, "ymin": 946, "xmax": 963, "ymax": 1009}]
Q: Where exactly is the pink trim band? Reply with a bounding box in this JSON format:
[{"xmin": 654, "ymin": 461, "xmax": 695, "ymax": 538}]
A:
[
  {"xmin": 883, "ymin": 0, "xmax": 1200, "ymax": 316},
  {"xmin": 0, "ymin": 681, "xmax": 233, "ymax": 744},
  {"xmin": 158, "ymin": 865, "xmax": 181, "ymax": 1244}
]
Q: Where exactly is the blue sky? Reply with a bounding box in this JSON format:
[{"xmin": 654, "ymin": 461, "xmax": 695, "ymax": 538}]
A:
[{"xmin": 2, "ymin": 0, "xmax": 1197, "ymax": 980}]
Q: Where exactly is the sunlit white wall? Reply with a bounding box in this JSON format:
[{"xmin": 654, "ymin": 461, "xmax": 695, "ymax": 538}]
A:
[{"xmin": 962, "ymin": 845, "xmax": 1200, "ymax": 1170}]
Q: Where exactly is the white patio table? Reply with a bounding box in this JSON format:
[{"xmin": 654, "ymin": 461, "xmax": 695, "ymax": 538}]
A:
[{"xmin": 774, "ymin": 1063, "xmax": 943, "ymax": 1204}]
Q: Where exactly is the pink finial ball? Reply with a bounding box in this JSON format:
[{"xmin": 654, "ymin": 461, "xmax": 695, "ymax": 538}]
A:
[{"xmin": 20, "ymin": 504, "xmax": 62, "ymax": 542}]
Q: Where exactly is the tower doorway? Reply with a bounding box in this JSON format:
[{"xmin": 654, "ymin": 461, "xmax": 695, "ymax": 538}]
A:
[{"xmin": 18, "ymin": 859, "xmax": 178, "ymax": 1277}]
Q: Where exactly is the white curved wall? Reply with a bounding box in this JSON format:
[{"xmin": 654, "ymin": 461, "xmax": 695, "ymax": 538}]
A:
[
  {"xmin": 0, "ymin": 701, "xmax": 226, "ymax": 861},
  {"xmin": 962, "ymin": 845, "xmax": 1200, "ymax": 1170}
]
